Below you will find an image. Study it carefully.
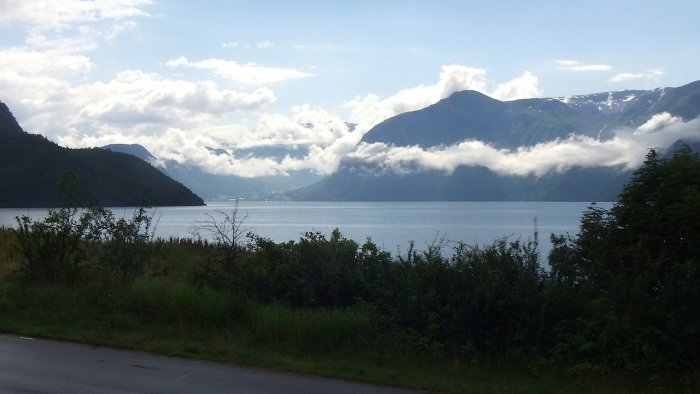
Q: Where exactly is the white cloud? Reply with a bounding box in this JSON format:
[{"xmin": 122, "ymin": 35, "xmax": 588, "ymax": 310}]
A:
[
  {"xmin": 257, "ymin": 40, "xmax": 274, "ymax": 49},
  {"xmin": 0, "ymin": 0, "xmax": 148, "ymax": 50},
  {"xmin": 0, "ymin": 44, "xmax": 94, "ymax": 124},
  {"xmin": 610, "ymin": 69, "xmax": 664, "ymax": 82},
  {"xmin": 346, "ymin": 115, "xmax": 700, "ymax": 177},
  {"xmin": 75, "ymin": 70, "xmax": 276, "ymax": 124},
  {"xmin": 24, "ymin": 28, "xmax": 100, "ymax": 53},
  {"xmin": 191, "ymin": 106, "xmax": 362, "ymax": 177},
  {"xmin": 0, "ymin": 46, "xmax": 94, "ymax": 78},
  {"xmin": 2, "ymin": 56, "xmax": 276, "ymax": 145},
  {"xmin": 637, "ymin": 112, "xmax": 681, "ymax": 133},
  {"xmin": 344, "ymin": 65, "xmax": 541, "ymax": 132},
  {"xmin": 166, "ymin": 56, "xmax": 313, "ymax": 85},
  {"xmin": 105, "ymin": 20, "xmax": 137, "ymax": 42},
  {"xmin": 221, "ymin": 41, "xmax": 239, "ymax": 48},
  {"xmin": 491, "ymin": 71, "xmax": 540, "ymax": 101},
  {"xmin": 149, "ymin": 128, "xmax": 292, "ymax": 177},
  {"xmin": 0, "ymin": 0, "xmax": 152, "ymax": 29},
  {"xmin": 344, "ymin": 64, "xmax": 487, "ymax": 132},
  {"xmin": 0, "ymin": 0, "xmax": 153, "ymax": 124},
  {"xmin": 101, "ymin": 65, "xmax": 544, "ymax": 178},
  {"xmin": 558, "ymin": 59, "xmax": 612, "ymax": 72},
  {"xmin": 243, "ymin": 105, "xmax": 349, "ymax": 147},
  {"xmin": 609, "ymin": 72, "xmax": 643, "ymax": 82},
  {"xmin": 292, "ymin": 43, "xmax": 342, "ymax": 50}
]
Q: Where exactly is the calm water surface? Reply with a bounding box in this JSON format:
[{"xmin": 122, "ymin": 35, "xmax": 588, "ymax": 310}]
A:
[{"xmin": 0, "ymin": 201, "xmax": 612, "ymax": 256}]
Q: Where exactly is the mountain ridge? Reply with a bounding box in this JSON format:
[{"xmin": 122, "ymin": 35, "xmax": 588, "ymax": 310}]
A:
[
  {"xmin": 362, "ymin": 82, "xmax": 700, "ymax": 150},
  {"xmin": 290, "ymin": 80, "xmax": 700, "ymax": 201},
  {"xmin": 0, "ymin": 101, "xmax": 204, "ymax": 208}
]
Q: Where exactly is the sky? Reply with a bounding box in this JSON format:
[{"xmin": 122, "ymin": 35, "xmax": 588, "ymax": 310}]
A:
[{"xmin": 1, "ymin": 0, "xmax": 699, "ymax": 178}]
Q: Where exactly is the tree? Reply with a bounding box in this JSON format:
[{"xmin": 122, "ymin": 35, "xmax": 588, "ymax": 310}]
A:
[
  {"xmin": 549, "ymin": 147, "xmax": 700, "ymax": 374},
  {"xmin": 190, "ymin": 205, "xmax": 252, "ymax": 292}
]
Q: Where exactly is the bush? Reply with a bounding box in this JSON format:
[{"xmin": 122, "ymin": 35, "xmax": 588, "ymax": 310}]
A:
[
  {"xmin": 100, "ymin": 207, "xmax": 154, "ymax": 284},
  {"xmin": 12, "ymin": 176, "xmax": 156, "ymax": 286},
  {"xmin": 448, "ymin": 238, "xmax": 544, "ymax": 359},
  {"xmin": 14, "ymin": 205, "xmax": 110, "ymax": 284}
]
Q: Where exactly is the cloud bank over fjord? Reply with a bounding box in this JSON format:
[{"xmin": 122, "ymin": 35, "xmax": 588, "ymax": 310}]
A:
[
  {"xmin": 346, "ymin": 113, "xmax": 700, "ymax": 177},
  {"xmin": 111, "ymin": 112, "xmax": 698, "ymax": 180}
]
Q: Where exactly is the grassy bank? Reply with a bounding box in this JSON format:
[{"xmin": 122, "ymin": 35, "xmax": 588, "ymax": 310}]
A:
[
  {"xmin": 0, "ymin": 279, "xmax": 659, "ymax": 394},
  {"xmin": 0, "ymin": 232, "xmax": 688, "ymax": 394}
]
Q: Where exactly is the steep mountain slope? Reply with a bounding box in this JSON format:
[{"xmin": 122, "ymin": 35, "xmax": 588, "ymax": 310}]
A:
[
  {"xmin": 290, "ymin": 81, "xmax": 700, "ymax": 201},
  {"xmin": 288, "ymin": 160, "xmax": 630, "ymax": 201},
  {"xmin": 0, "ymin": 102, "xmax": 204, "ymax": 208}
]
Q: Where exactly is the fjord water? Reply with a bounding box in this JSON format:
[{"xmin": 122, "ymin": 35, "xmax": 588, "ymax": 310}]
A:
[
  {"xmin": 0, "ymin": 201, "xmax": 612, "ymax": 254},
  {"xmin": 0, "ymin": 201, "xmax": 610, "ymax": 257}
]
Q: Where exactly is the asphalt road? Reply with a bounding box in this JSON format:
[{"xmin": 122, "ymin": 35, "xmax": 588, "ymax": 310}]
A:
[{"xmin": 0, "ymin": 334, "xmax": 423, "ymax": 393}]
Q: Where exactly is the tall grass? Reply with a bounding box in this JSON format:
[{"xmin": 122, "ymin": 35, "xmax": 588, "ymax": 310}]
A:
[
  {"xmin": 126, "ymin": 277, "xmax": 245, "ymax": 328},
  {"xmin": 0, "ymin": 228, "xmax": 19, "ymax": 280},
  {"xmin": 246, "ymin": 303, "xmax": 379, "ymax": 355}
]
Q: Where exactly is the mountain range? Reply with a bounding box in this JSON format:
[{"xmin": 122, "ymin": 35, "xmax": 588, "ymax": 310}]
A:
[
  {"xmin": 15, "ymin": 80, "xmax": 697, "ymax": 205},
  {"xmin": 0, "ymin": 102, "xmax": 204, "ymax": 208},
  {"xmin": 362, "ymin": 82, "xmax": 700, "ymax": 149},
  {"xmin": 290, "ymin": 81, "xmax": 700, "ymax": 201}
]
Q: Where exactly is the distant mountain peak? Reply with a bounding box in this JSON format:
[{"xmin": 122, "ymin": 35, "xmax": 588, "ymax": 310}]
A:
[{"xmin": 446, "ymin": 89, "xmax": 503, "ymax": 102}]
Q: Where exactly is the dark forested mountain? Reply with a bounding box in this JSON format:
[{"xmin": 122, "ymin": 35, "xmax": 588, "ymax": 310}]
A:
[
  {"xmin": 290, "ymin": 81, "xmax": 700, "ymax": 201},
  {"xmin": 0, "ymin": 101, "xmax": 204, "ymax": 208}
]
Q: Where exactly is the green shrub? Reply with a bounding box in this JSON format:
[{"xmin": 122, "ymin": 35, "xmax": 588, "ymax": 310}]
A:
[
  {"xmin": 100, "ymin": 207, "xmax": 154, "ymax": 285},
  {"xmin": 14, "ymin": 205, "xmax": 110, "ymax": 284}
]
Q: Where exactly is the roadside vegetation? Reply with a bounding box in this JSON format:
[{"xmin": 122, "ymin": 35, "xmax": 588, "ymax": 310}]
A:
[{"xmin": 0, "ymin": 147, "xmax": 698, "ymax": 394}]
